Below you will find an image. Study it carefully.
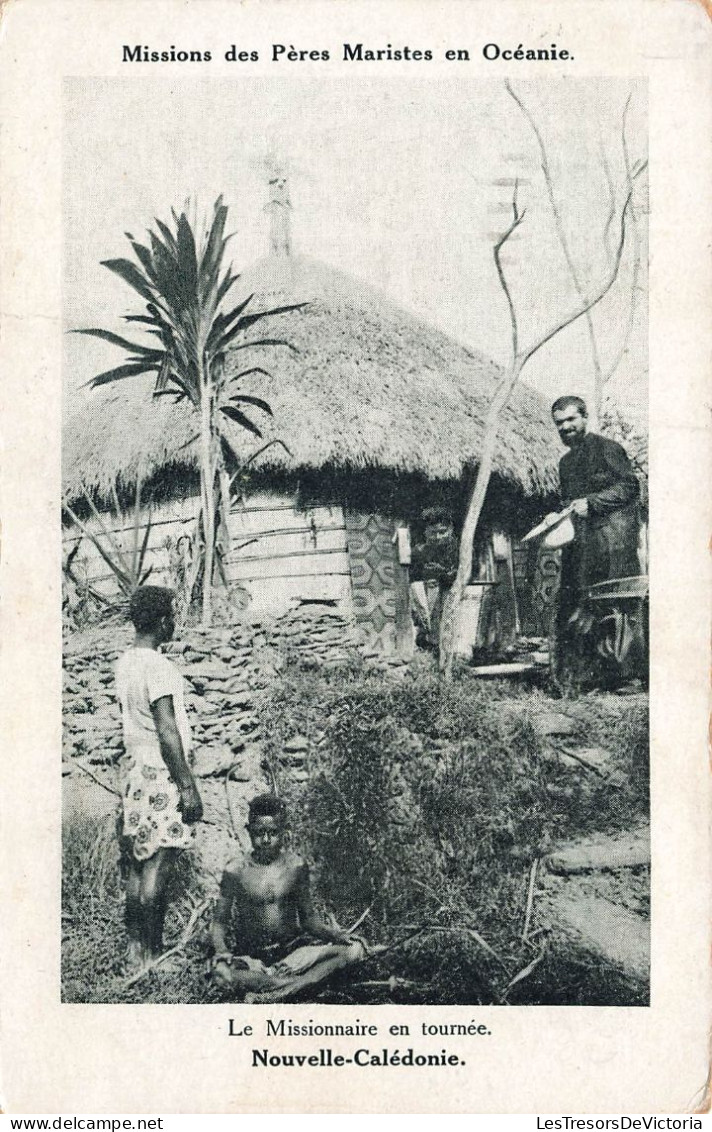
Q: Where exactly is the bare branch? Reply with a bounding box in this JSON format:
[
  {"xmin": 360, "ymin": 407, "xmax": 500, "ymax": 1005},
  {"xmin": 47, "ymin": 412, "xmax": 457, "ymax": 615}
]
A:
[
  {"xmin": 621, "ymin": 93, "xmax": 634, "ymax": 190},
  {"xmin": 122, "ymin": 899, "xmax": 211, "ymax": 988},
  {"xmin": 520, "ymin": 160, "xmax": 647, "ymax": 368},
  {"xmin": 507, "ymin": 79, "xmax": 587, "ymax": 289},
  {"xmin": 506, "ymin": 80, "xmax": 607, "ymax": 409},
  {"xmin": 493, "ymin": 182, "xmax": 527, "ymax": 358},
  {"xmin": 510, "ymin": 82, "xmax": 646, "ymax": 405},
  {"xmin": 225, "ymin": 763, "xmax": 243, "ymax": 840},
  {"xmin": 597, "ymin": 131, "xmax": 618, "ymax": 260},
  {"xmin": 71, "ymin": 756, "xmax": 121, "ymax": 797},
  {"xmin": 521, "ymin": 858, "xmax": 540, "ymax": 942},
  {"xmin": 601, "ymin": 93, "xmax": 644, "ymax": 389},
  {"xmin": 512, "ymin": 176, "xmax": 521, "ymax": 220}
]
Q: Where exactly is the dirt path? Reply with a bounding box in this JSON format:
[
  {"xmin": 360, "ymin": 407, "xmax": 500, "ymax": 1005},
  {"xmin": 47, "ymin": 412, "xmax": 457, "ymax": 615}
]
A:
[
  {"xmin": 530, "ymin": 701, "xmax": 650, "ymax": 986},
  {"xmin": 545, "ymin": 889, "xmax": 649, "ymax": 981}
]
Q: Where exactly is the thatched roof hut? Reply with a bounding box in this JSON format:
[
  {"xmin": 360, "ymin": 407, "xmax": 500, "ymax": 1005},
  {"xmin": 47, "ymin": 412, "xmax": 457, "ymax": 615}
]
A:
[
  {"xmin": 63, "ymin": 256, "xmax": 557, "ymax": 507},
  {"xmin": 64, "ymin": 251, "xmax": 560, "ymax": 653}
]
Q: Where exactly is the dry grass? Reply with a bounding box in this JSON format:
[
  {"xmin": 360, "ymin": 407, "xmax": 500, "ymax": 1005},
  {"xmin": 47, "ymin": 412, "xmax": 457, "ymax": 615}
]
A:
[
  {"xmin": 62, "ymin": 660, "xmax": 648, "ymax": 1005},
  {"xmin": 62, "ymin": 814, "xmax": 219, "ymax": 1004}
]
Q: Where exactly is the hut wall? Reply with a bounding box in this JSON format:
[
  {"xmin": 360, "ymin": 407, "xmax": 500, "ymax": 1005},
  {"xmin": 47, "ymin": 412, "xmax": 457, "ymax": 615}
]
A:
[
  {"xmin": 224, "ymin": 494, "xmax": 351, "ymax": 614},
  {"xmin": 63, "ymin": 490, "xmax": 352, "ymax": 618}
]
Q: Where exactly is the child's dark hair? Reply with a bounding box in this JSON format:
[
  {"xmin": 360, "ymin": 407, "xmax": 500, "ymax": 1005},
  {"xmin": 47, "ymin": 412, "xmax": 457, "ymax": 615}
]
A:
[
  {"xmin": 248, "ymin": 793, "xmax": 287, "ymax": 827},
  {"xmin": 129, "ymin": 585, "xmax": 175, "ymax": 632}
]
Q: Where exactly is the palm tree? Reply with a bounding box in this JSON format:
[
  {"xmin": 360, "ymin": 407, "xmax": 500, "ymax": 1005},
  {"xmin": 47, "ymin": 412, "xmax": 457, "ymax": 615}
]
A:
[{"xmin": 74, "ymin": 197, "xmax": 302, "ymax": 624}]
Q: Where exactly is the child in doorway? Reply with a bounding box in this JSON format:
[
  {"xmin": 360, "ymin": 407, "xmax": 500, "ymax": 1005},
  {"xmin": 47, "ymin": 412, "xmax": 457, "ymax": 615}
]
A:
[{"xmin": 115, "ymin": 585, "xmax": 203, "ymax": 971}]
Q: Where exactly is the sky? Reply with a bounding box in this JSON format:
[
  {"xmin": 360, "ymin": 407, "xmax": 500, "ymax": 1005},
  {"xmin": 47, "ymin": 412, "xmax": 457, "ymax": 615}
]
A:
[{"xmin": 63, "ymin": 75, "xmax": 647, "ymax": 416}]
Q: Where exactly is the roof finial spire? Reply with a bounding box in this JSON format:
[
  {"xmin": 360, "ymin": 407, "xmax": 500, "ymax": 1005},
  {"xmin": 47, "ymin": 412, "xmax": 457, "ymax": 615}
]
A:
[{"xmin": 264, "ymin": 152, "xmax": 291, "ymax": 258}]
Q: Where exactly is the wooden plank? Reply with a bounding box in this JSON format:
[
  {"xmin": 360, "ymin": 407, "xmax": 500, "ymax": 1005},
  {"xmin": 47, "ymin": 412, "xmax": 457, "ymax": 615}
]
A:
[
  {"xmin": 63, "ymin": 497, "xmax": 198, "ymax": 541},
  {"xmin": 228, "ymin": 504, "xmax": 345, "ymax": 537},
  {"xmin": 226, "ymin": 528, "xmax": 347, "ymax": 561},
  {"xmin": 63, "ymin": 497, "xmax": 345, "ymax": 542},
  {"xmin": 67, "ymin": 520, "xmax": 347, "ymax": 564},
  {"xmin": 393, "ymin": 559, "xmax": 414, "ymax": 659},
  {"xmin": 547, "ymin": 831, "xmax": 650, "ymax": 875},
  {"xmin": 469, "ymin": 662, "xmax": 536, "ymax": 678},
  {"xmin": 228, "ymin": 551, "xmax": 350, "ymax": 582},
  {"xmin": 230, "ymin": 522, "xmax": 347, "ymax": 542},
  {"xmin": 63, "ymin": 494, "xmax": 353, "ymax": 616},
  {"xmin": 73, "ymin": 565, "xmax": 174, "ymax": 592},
  {"xmin": 240, "ymin": 573, "xmax": 351, "ymax": 615}
]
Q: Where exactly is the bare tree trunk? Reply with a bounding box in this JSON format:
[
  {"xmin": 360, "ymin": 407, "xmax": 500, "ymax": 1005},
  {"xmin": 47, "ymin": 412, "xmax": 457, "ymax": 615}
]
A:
[
  {"xmin": 437, "ymin": 92, "xmax": 646, "ymax": 678},
  {"xmin": 439, "ymin": 359, "xmax": 523, "ymax": 677},
  {"xmin": 200, "ymin": 361, "xmax": 216, "ymax": 627}
]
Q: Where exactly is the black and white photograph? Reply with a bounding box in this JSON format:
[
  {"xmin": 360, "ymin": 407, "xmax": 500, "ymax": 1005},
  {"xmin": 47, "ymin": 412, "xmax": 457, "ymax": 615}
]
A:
[{"xmin": 61, "ymin": 75, "xmax": 650, "ymax": 1008}]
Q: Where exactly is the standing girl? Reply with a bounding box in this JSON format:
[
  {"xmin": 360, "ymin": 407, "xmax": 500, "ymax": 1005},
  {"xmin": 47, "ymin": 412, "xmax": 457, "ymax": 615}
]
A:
[{"xmin": 115, "ymin": 586, "xmax": 203, "ymax": 970}]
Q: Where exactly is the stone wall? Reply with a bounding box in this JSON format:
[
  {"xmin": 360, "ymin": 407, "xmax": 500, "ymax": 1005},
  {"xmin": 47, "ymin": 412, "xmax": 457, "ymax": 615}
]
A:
[
  {"xmin": 62, "ymin": 602, "xmax": 405, "ymax": 777},
  {"xmin": 62, "ymin": 601, "xmax": 410, "ymax": 884}
]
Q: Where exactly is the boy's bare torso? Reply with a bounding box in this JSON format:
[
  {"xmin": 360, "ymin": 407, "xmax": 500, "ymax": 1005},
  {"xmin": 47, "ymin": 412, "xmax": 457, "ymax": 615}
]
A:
[{"xmin": 223, "ymin": 850, "xmax": 305, "ymax": 952}]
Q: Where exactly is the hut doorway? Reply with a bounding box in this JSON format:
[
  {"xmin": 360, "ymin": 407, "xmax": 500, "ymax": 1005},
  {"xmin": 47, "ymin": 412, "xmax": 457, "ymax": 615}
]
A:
[{"xmin": 344, "ymin": 511, "xmax": 412, "ymax": 658}]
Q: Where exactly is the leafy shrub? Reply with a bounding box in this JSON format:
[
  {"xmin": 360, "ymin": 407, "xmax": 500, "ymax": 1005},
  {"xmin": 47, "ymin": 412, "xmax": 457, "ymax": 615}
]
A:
[
  {"xmin": 258, "ymin": 663, "xmax": 649, "ymax": 1004},
  {"xmin": 304, "ymin": 696, "xmax": 430, "ymax": 919}
]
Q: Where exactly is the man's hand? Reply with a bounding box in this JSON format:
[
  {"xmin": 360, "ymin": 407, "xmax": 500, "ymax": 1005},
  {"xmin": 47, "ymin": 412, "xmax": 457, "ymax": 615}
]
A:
[
  {"xmin": 570, "ymin": 498, "xmax": 589, "ymax": 518},
  {"xmin": 179, "ymin": 782, "xmax": 203, "ymax": 824}
]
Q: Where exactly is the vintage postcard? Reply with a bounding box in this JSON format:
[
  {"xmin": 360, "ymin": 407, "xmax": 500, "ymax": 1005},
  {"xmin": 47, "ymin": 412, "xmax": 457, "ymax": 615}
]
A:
[{"xmin": 0, "ymin": 0, "xmax": 710, "ymax": 1115}]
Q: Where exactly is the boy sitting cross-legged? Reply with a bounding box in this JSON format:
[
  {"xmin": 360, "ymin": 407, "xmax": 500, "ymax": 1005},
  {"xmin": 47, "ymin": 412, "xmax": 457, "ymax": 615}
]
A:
[{"xmin": 210, "ymin": 793, "xmax": 366, "ymax": 1003}]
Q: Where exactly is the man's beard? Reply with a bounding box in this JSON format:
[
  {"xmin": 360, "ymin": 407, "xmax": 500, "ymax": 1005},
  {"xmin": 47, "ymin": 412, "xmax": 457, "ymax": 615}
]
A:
[{"xmin": 562, "ymin": 430, "xmax": 585, "ymax": 448}]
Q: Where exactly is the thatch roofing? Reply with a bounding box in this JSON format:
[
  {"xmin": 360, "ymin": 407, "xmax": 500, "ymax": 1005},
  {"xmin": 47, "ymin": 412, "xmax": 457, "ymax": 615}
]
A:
[{"xmin": 63, "ymin": 256, "xmax": 558, "ymax": 502}]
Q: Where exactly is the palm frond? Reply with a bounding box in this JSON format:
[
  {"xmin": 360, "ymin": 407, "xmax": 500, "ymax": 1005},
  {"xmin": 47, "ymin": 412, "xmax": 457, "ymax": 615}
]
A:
[
  {"xmin": 226, "ymin": 366, "xmax": 273, "ymax": 386},
  {"xmin": 100, "ymin": 258, "xmax": 154, "ymax": 302},
  {"xmin": 84, "ymin": 361, "xmax": 155, "ymax": 388},
  {"xmin": 219, "ymin": 404, "xmax": 263, "ymax": 438},
  {"xmin": 153, "ymin": 352, "xmax": 173, "ymax": 393},
  {"xmin": 71, "ymin": 328, "xmax": 159, "ymax": 355},
  {"xmin": 212, "ymin": 304, "xmax": 306, "ymax": 357},
  {"xmin": 127, "ymin": 239, "xmax": 159, "ymax": 284},
  {"xmin": 154, "ymin": 219, "xmax": 179, "ymax": 257},
  {"xmin": 225, "ymin": 394, "xmax": 273, "ymax": 416},
  {"xmin": 199, "ymin": 199, "xmax": 229, "ymax": 298},
  {"xmin": 215, "ymin": 268, "xmax": 239, "ymax": 306},
  {"xmin": 176, "ymin": 212, "xmax": 199, "ymax": 300},
  {"xmin": 228, "ymin": 337, "xmax": 298, "ymax": 356}
]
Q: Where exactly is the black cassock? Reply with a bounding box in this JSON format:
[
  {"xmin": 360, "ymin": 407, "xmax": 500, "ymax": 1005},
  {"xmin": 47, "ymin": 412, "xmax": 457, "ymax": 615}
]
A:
[
  {"xmin": 558, "ymin": 431, "xmax": 640, "ymax": 615},
  {"xmin": 556, "ymin": 432, "xmax": 642, "ymax": 685}
]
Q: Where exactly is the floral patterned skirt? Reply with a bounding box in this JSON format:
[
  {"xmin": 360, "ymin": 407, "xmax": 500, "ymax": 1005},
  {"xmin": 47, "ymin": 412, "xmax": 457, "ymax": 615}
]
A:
[{"xmin": 120, "ymin": 745, "xmax": 195, "ymax": 861}]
